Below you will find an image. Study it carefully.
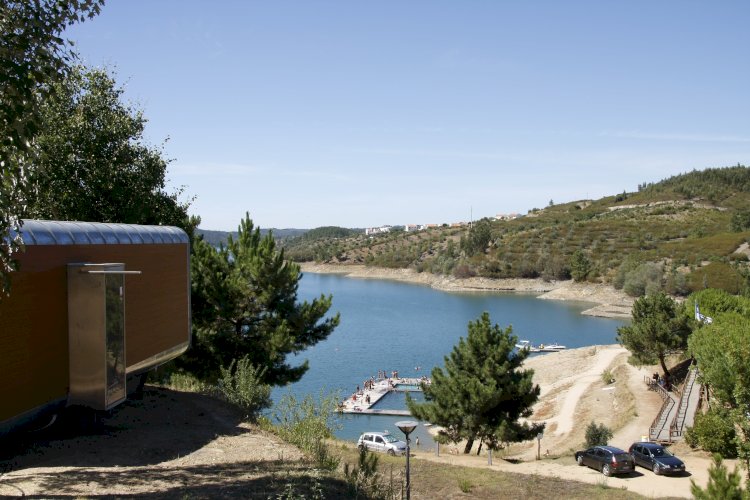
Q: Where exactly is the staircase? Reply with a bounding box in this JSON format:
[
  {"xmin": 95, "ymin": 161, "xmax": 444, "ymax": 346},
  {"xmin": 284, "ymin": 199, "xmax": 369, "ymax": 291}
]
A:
[
  {"xmin": 670, "ymin": 366, "xmax": 701, "ymax": 439},
  {"xmin": 648, "ymin": 380, "xmax": 677, "ymax": 442},
  {"xmin": 646, "ymin": 366, "xmax": 702, "ymax": 443}
]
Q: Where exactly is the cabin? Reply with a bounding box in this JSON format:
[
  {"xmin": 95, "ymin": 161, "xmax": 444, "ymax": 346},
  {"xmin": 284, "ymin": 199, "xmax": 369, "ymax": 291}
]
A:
[{"xmin": 0, "ymin": 220, "xmax": 191, "ymax": 436}]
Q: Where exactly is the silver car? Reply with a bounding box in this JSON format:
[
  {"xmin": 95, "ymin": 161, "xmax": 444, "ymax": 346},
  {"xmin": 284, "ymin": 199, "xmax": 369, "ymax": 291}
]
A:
[{"xmin": 357, "ymin": 432, "xmax": 407, "ymax": 456}]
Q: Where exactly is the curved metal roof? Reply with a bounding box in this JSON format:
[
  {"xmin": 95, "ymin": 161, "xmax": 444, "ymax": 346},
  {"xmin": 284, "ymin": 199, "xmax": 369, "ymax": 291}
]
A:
[{"xmin": 16, "ymin": 220, "xmax": 189, "ymax": 246}]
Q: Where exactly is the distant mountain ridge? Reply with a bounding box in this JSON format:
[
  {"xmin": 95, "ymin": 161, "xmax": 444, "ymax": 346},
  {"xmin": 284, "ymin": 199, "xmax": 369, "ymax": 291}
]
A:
[{"xmin": 197, "ymin": 227, "xmax": 310, "ymax": 246}]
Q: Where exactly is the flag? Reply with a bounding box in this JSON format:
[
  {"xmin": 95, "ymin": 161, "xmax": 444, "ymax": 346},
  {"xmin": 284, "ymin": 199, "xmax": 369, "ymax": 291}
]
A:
[{"xmin": 695, "ymin": 302, "xmax": 713, "ymax": 324}]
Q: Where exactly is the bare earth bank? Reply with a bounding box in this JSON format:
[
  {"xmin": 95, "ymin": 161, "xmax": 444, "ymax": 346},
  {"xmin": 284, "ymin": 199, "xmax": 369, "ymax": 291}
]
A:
[{"xmin": 299, "ymin": 263, "xmax": 634, "ymax": 318}]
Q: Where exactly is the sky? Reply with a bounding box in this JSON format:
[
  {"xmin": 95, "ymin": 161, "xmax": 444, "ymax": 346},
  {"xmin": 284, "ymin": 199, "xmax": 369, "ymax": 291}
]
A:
[{"xmin": 65, "ymin": 1, "xmax": 750, "ymax": 231}]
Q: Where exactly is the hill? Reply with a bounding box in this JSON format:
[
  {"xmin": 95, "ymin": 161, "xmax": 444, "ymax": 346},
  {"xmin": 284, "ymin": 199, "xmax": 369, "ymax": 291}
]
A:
[
  {"xmin": 284, "ymin": 165, "xmax": 750, "ymax": 297},
  {"xmin": 278, "ymin": 226, "xmax": 361, "ymax": 261},
  {"xmin": 196, "ymin": 227, "xmax": 309, "ymax": 247}
]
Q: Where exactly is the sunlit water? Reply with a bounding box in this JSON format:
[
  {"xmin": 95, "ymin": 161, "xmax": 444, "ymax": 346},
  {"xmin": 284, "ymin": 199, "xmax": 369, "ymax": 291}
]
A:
[{"xmin": 271, "ymin": 272, "xmax": 628, "ymax": 447}]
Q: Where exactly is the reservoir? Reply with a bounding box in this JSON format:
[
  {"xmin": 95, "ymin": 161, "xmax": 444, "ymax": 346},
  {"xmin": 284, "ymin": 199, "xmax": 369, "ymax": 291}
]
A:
[{"xmin": 271, "ymin": 272, "xmax": 628, "ymax": 446}]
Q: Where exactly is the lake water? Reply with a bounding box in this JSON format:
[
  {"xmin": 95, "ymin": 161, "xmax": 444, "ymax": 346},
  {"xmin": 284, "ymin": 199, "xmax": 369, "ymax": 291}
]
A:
[{"xmin": 271, "ymin": 272, "xmax": 628, "ymax": 447}]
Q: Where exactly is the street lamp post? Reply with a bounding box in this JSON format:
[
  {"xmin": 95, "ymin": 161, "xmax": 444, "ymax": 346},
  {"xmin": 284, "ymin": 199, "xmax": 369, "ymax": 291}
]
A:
[{"xmin": 395, "ymin": 420, "xmax": 418, "ymax": 500}]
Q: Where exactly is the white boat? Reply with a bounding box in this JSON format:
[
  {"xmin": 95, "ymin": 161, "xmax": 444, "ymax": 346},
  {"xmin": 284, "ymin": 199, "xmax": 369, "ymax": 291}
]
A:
[
  {"xmin": 515, "ymin": 340, "xmax": 541, "ymax": 353},
  {"xmin": 538, "ymin": 343, "xmax": 566, "ymax": 352}
]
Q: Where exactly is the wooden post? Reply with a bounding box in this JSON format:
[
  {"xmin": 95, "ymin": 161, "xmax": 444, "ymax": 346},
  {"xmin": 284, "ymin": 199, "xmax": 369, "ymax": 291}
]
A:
[{"xmin": 536, "ymin": 431, "xmax": 544, "ymax": 460}]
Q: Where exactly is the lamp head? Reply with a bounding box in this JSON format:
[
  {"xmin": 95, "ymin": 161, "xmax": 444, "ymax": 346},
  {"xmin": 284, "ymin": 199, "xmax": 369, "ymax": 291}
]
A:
[{"xmin": 395, "ymin": 420, "xmax": 418, "ymax": 436}]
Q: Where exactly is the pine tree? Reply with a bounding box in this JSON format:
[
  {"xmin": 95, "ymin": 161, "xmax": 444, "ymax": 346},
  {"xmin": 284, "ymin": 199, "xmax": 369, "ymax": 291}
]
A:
[
  {"xmin": 616, "ymin": 292, "xmax": 690, "ymax": 387},
  {"xmin": 181, "ymin": 213, "xmax": 340, "ymax": 385},
  {"xmin": 407, "ymin": 312, "xmax": 544, "ymax": 454},
  {"xmin": 691, "ymin": 454, "xmax": 745, "ymax": 500}
]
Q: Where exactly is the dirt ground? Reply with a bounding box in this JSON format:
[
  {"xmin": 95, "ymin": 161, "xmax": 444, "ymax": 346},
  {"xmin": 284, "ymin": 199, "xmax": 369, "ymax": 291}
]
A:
[
  {"xmin": 0, "ymin": 346, "xmax": 743, "ymax": 498},
  {"xmin": 0, "ymin": 389, "xmax": 314, "ymax": 498}
]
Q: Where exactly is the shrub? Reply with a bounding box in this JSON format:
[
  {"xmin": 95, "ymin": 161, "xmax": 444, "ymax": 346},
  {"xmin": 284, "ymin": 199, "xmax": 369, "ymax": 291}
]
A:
[
  {"xmin": 622, "ymin": 262, "xmax": 663, "ymax": 297},
  {"xmin": 161, "ymin": 371, "xmax": 212, "ymax": 393},
  {"xmin": 570, "ymin": 250, "xmax": 591, "ymax": 282},
  {"xmin": 272, "ymin": 391, "xmax": 341, "ymax": 470},
  {"xmin": 343, "ymin": 446, "xmax": 399, "ymax": 498},
  {"xmin": 458, "ymin": 478, "xmax": 473, "ymax": 493},
  {"xmin": 453, "ymin": 264, "xmax": 476, "ymax": 278},
  {"xmin": 218, "ymin": 356, "xmax": 272, "ymax": 421},
  {"xmin": 664, "ymin": 269, "xmax": 690, "ymax": 296},
  {"xmin": 687, "ymin": 262, "xmax": 745, "ymax": 295},
  {"xmin": 585, "ymin": 421, "xmax": 613, "ymax": 447},
  {"xmin": 684, "ymin": 408, "xmax": 737, "ymax": 458}
]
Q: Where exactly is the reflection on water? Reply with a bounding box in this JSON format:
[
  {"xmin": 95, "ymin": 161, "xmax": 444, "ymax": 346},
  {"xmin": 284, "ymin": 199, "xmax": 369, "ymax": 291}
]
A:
[{"xmin": 273, "ymin": 273, "xmax": 628, "ymax": 444}]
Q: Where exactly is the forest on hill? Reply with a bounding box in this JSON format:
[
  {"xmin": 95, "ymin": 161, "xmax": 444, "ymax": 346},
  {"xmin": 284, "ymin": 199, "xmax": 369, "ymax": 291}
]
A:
[
  {"xmin": 196, "ymin": 227, "xmax": 309, "ymax": 247},
  {"xmin": 283, "ymin": 165, "xmax": 750, "ymax": 297}
]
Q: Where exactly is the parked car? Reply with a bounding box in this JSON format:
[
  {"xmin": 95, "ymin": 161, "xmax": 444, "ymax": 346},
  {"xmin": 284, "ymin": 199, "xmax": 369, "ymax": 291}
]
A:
[
  {"xmin": 574, "ymin": 445, "xmax": 634, "ymax": 476},
  {"xmin": 357, "ymin": 432, "xmax": 407, "ymax": 456},
  {"xmin": 629, "ymin": 442, "xmax": 686, "ymax": 475}
]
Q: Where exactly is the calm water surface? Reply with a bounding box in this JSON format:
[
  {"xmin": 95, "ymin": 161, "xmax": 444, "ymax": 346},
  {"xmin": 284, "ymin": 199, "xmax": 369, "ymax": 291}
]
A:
[{"xmin": 272, "ymin": 273, "xmax": 628, "ymax": 446}]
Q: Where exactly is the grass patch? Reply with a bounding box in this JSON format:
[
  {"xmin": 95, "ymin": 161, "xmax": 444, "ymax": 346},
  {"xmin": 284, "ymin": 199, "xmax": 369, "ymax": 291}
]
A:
[
  {"xmin": 458, "ymin": 477, "xmax": 473, "ymax": 493},
  {"xmin": 333, "ymin": 443, "xmax": 649, "ymax": 499}
]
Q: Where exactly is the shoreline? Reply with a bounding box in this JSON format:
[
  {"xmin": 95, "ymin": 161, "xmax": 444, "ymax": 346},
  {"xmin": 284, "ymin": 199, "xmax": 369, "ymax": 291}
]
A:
[{"xmin": 298, "ymin": 262, "xmax": 634, "ymax": 319}]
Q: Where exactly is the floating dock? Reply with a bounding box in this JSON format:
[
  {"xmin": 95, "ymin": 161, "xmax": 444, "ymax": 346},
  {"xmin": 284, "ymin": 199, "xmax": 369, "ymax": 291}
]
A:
[{"xmin": 339, "ymin": 376, "xmax": 430, "ymax": 415}]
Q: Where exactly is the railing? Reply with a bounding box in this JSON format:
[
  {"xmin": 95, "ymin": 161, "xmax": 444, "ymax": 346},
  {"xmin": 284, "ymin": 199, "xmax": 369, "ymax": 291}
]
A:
[
  {"xmin": 645, "ymin": 376, "xmax": 670, "ymax": 401},
  {"xmin": 646, "ymin": 375, "xmax": 674, "ymax": 442},
  {"xmin": 670, "ymin": 366, "xmax": 699, "ymax": 438}
]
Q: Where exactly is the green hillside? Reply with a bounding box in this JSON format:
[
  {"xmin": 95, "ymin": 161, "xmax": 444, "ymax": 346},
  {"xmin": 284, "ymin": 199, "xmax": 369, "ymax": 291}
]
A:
[
  {"xmin": 285, "ymin": 165, "xmax": 750, "ymax": 297},
  {"xmin": 279, "ymin": 226, "xmax": 360, "ymax": 261},
  {"xmin": 197, "ymin": 227, "xmax": 309, "ymax": 247}
]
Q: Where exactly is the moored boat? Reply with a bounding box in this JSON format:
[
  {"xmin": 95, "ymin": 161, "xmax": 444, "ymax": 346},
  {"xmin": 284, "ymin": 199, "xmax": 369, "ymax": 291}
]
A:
[
  {"xmin": 538, "ymin": 343, "xmax": 566, "ymax": 352},
  {"xmin": 515, "ymin": 340, "xmax": 541, "ymax": 353}
]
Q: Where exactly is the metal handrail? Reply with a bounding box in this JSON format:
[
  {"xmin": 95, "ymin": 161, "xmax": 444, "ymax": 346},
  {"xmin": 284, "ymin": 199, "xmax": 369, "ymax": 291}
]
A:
[
  {"xmin": 670, "ymin": 366, "xmax": 698, "ymax": 438},
  {"xmin": 646, "ymin": 377, "xmax": 670, "ymax": 401},
  {"xmin": 649, "ymin": 392, "xmax": 675, "ymax": 442}
]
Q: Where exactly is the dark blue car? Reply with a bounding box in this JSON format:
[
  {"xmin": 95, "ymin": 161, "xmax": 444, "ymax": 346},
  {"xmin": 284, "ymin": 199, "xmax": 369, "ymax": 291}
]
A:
[{"xmin": 629, "ymin": 442, "xmax": 686, "ymax": 475}]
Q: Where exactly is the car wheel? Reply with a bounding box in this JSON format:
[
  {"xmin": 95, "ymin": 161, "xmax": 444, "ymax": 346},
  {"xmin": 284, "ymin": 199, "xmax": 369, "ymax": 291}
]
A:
[
  {"xmin": 602, "ymin": 464, "xmax": 611, "ymax": 476},
  {"xmin": 387, "ymin": 449, "xmax": 395, "ymax": 456},
  {"xmin": 652, "ymin": 463, "xmax": 661, "ymax": 475},
  {"xmin": 577, "ymin": 455, "xmax": 584, "ymax": 466}
]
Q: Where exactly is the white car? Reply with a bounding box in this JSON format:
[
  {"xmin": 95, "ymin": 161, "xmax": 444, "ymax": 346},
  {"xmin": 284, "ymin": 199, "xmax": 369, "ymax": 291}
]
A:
[{"xmin": 357, "ymin": 432, "xmax": 407, "ymax": 456}]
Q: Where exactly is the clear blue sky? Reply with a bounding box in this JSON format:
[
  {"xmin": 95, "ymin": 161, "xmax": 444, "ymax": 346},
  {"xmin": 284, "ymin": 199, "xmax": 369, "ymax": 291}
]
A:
[{"xmin": 65, "ymin": 1, "xmax": 750, "ymax": 231}]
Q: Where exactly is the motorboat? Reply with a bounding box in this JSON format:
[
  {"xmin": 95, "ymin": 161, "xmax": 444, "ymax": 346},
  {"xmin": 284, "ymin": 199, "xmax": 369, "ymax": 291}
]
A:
[
  {"xmin": 538, "ymin": 343, "xmax": 566, "ymax": 352},
  {"xmin": 515, "ymin": 340, "xmax": 541, "ymax": 353}
]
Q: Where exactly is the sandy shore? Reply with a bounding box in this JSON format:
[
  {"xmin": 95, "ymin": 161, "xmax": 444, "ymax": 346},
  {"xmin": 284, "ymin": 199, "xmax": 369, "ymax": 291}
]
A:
[{"xmin": 299, "ymin": 263, "xmax": 634, "ymax": 318}]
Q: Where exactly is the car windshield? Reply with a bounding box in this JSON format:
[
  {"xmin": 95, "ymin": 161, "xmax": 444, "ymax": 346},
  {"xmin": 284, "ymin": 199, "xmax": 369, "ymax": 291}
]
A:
[
  {"xmin": 652, "ymin": 447, "xmax": 672, "ymax": 457},
  {"xmin": 383, "ymin": 435, "xmax": 399, "ymax": 443},
  {"xmin": 614, "ymin": 453, "xmax": 631, "ymax": 461}
]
